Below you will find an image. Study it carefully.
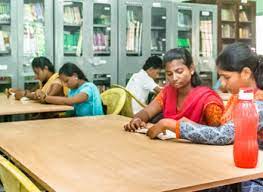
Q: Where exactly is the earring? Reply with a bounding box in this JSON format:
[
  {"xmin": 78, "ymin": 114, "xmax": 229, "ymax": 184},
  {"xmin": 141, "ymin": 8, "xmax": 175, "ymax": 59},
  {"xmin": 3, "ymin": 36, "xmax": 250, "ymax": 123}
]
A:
[{"xmin": 191, "ymin": 72, "xmax": 194, "ymax": 75}]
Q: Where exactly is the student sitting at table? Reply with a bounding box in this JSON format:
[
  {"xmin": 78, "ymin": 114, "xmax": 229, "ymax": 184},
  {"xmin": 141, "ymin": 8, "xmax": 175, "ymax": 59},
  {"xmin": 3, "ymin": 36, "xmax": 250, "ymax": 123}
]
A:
[
  {"xmin": 146, "ymin": 43, "xmax": 263, "ymax": 192},
  {"xmin": 124, "ymin": 48, "xmax": 224, "ymax": 132},
  {"xmin": 10, "ymin": 57, "xmax": 66, "ymax": 100},
  {"xmin": 36, "ymin": 63, "xmax": 104, "ymax": 117}
]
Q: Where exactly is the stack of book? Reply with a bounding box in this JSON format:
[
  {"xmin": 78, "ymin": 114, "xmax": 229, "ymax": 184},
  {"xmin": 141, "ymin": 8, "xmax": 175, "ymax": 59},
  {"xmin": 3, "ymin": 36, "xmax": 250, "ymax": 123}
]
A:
[
  {"xmin": 0, "ymin": 2, "xmax": 10, "ymax": 23},
  {"xmin": 93, "ymin": 30, "xmax": 110, "ymax": 52},
  {"xmin": 64, "ymin": 27, "xmax": 83, "ymax": 56},
  {"xmin": 64, "ymin": 6, "xmax": 82, "ymax": 25},
  {"xmin": 222, "ymin": 24, "xmax": 235, "ymax": 38},
  {"xmin": 126, "ymin": 10, "xmax": 142, "ymax": 54},
  {"xmin": 239, "ymin": 27, "xmax": 250, "ymax": 38},
  {"xmin": 23, "ymin": 2, "xmax": 45, "ymax": 57},
  {"xmin": 0, "ymin": 30, "xmax": 10, "ymax": 52},
  {"xmin": 239, "ymin": 11, "xmax": 248, "ymax": 22},
  {"xmin": 221, "ymin": 8, "xmax": 235, "ymax": 21},
  {"xmin": 200, "ymin": 20, "xmax": 212, "ymax": 57}
]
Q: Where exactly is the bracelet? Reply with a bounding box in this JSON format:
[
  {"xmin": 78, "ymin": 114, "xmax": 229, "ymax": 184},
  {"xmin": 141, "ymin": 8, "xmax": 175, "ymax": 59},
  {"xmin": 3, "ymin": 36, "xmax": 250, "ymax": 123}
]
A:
[{"xmin": 175, "ymin": 122, "xmax": 181, "ymax": 139}]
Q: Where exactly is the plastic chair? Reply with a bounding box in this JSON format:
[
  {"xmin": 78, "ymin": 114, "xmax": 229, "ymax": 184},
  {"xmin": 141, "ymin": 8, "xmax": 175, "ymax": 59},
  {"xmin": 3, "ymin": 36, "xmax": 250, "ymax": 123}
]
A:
[
  {"xmin": 101, "ymin": 88, "xmax": 127, "ymax": 115},
  {"xmin": 111, "ymin": 84, "xmax": 146, "ymax": 117},
  {"xmin": 0, "ymin": 155, "xmax": 41, "ymax": 192}
]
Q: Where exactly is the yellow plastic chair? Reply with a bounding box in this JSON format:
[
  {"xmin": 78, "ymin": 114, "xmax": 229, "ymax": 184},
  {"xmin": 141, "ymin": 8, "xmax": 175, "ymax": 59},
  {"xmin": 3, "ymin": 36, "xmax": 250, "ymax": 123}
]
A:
[
  {"xmin": 0, "ymin": 155, "xmax": 41, "ymax": 192},
  {"xmin": 101, "ymin": 88, "xmax": 127, "ymax": 115},
  {"xmin": 111, "ymin": 84, "xmax": 146, "ymax": 117}
]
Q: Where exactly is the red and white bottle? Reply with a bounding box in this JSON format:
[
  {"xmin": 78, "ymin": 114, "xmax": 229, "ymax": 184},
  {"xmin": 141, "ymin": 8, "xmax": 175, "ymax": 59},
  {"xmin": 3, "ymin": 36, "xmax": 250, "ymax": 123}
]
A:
[{"xmin": 232, "ymin": 88, "xmax": 259, "ymax": 168}]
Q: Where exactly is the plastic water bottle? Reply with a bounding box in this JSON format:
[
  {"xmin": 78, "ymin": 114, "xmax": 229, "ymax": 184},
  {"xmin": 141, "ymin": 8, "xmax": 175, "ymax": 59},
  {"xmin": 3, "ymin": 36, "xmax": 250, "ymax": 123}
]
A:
[{"xmin": 232, "ymin": 88, "xmax": 259, "ymax": 168}]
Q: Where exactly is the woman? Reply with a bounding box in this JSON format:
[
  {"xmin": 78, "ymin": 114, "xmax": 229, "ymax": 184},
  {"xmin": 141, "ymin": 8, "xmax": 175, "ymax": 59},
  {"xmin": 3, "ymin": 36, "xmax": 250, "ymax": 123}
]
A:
[
  {"xmin": 124, "ymin": 48, "xmax": 224, "ymax": 132},
  {"xmin": 10, "ymin": 57, "xmax": 65, "ymax": 100},
  {"xmin": 37, "ymin": 63, "xmax": 104, "ymax": 117},
  {"xmin": 147, "ymin": 43, "xmax": 263, "ymax": 191}
]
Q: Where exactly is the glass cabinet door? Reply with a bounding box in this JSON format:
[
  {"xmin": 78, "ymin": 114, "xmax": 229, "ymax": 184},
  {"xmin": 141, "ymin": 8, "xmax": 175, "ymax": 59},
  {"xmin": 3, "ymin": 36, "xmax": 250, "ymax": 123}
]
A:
[
  {"xmin": 199, "ymin": 11, "xmax": 213, "ymax": 57},
  {"xmin": 151, "ymin": 7, "xmax": 166, "ymax": 56},
  {"xmin": 23, "ymin": 0, "xmax": 46, "ymax": 58},
  {"xmin": 126, "ymin": 5, "xmax": 142, "ymax": 56},
  {"xmin": 0, "ymin": 0, "xmax": 11, "ymax": 55},
  {"xmin": 63, "ymin": 0, "xmax": 83, "ymax": 56},
  {"xmin": 93, "ymin": 3, "xmax": 111, "ymax": 56},
  {"xmin": 177, "ymin": 9, "xmax": 192, "ymax": 52}
]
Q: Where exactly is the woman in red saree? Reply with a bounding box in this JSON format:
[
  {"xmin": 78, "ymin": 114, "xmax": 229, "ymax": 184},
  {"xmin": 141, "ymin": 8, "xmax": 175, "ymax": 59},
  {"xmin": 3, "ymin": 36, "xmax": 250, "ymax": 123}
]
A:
[{"xmin": 124, "ymin": 48, "xmax": 224, "ymax": 131}]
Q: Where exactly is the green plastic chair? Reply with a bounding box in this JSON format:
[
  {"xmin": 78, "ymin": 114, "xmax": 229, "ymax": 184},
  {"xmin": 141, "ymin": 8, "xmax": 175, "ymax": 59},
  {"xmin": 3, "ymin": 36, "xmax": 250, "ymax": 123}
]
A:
[
  {"xmin": 101, "ymin": 88, "xmax": 127, "ymax": 115},
  {"xmin": 0, "ymin": 155, "xmax": 41, "ymax": 192},
  {"xmin": 111, "ymin": 84, "xmax": 146, "ymax": 117}
]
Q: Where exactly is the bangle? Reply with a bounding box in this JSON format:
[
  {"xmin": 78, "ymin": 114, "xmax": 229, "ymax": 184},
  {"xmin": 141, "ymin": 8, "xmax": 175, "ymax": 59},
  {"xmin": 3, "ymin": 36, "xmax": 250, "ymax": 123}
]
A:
[{"xmin": 175, "ymin": 122, "xmax": 181, "ymax": 139}]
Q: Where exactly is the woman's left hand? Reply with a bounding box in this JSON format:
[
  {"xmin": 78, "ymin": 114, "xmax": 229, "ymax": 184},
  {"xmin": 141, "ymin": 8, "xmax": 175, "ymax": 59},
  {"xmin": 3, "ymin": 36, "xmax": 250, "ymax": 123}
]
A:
[
  {"xmin": 35, "ymin": 90, "xmax": 46, "ymax": 103},
  {"xmin": 146, "ymin": 121, "xmax": 166, "ymax": 139}
]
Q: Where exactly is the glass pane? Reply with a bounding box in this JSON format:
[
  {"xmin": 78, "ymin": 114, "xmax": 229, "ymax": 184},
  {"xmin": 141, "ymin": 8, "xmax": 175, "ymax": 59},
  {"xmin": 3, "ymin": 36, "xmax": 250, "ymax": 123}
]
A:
[
  {"xmin": 93, "ymin": 3, "xmax": 111, "ymax": 56},
  {"xmin": 24, "ymin": 0, "xmax": 46, "ymax": 57},
  {"xmin": 199, "ymin": 11, "xmax": 213, "ymax": 57},
  {"xmin": 0, "ymin": 0, "xmax": 11, "ymax": 56},
  {"xmin": 177, "ymin": 9, "xmax": 192, "ymax": 52},
  {"xmin": 151, "ymin": 7, "xmax": 166, "ymax": 56},
  {"xmin": 63, "ymin": 1, "xmax": 83, "ymax": 56},
  {"xmin": 126, "ymin": 6, "xmax": 142, "ymax": 56}
]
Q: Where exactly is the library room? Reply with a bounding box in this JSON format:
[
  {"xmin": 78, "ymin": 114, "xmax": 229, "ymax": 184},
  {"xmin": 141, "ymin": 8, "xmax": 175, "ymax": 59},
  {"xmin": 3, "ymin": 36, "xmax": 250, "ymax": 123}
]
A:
[{"xmin": 0, "ymin": 0, "xmax": 262, "ymax": 191}]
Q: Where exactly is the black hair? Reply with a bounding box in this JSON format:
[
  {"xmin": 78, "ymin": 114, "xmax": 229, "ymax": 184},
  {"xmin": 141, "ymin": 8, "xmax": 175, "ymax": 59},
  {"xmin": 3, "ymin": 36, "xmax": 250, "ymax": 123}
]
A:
[
  {"xmin": 142, "ymin": 56, "xmax": 163, "ymax": 71},
  {"xmin": 163, "ymin": 48, "xmax": 201, "ymax": 87},
  {"xmin": 216, "ymin": 42, "xmax": 263, "ymax": 89},
  {"xmin": 59, "ymin": 62, "xmax": 88, "ymax": 81},
  {"xmin": 31, "ymin": 57, "xmax": 54, "ymax": 73}
]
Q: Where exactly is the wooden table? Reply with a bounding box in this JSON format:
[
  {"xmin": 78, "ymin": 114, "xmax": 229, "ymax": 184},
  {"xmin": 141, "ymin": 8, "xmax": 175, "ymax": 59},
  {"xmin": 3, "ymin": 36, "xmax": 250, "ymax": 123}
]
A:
[
  {"xmin": 0, "ymin": 94, "xmax": 73, "ymax": 116},
  {"xmin": 0, "ymin": 115, "xmax": 263, "ymax": 192}
]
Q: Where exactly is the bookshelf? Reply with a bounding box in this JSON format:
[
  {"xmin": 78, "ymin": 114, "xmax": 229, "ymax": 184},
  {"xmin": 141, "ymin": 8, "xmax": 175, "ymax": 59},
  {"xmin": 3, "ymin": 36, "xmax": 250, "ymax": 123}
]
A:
[
  {"xmin": 187, "ymin": 0, "xmax": 256, "ymax": 53},
  {"xmin": 63, "ymin": 1, "xmax": 83, "ymax": 57},
  {"xmin": 151, "ymin": 7, "xmax": 166, "ymax": 56},
  {"xmin": 93, "ymin": 3, "xmax": 111, "ymax": 56},
  {"xmin": 0, "ymin": 1, "xmax": 11, "ymax": 56}
]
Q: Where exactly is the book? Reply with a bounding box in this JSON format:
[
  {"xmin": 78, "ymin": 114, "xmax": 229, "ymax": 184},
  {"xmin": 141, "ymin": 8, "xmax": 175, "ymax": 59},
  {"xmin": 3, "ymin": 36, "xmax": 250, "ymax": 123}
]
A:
[{"xmin": 135, "ymin": 128, "xmax": 176, "ymax": 140}]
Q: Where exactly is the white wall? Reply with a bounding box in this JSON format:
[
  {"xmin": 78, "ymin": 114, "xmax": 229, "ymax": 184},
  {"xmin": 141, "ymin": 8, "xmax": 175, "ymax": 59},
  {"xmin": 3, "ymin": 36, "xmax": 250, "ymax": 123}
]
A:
[{"xmin": 256, "ymin": 16, "xmax": 263, "ymax": 54}]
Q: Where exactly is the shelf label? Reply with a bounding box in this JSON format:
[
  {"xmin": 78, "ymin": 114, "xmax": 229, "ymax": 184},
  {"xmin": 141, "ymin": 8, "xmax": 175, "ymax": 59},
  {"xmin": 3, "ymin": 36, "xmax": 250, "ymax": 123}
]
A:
[
  {"xmin": 153, "ymin": 3, "xmax": 161, "ymax": 7},
  {"xmin": 0, "ymin": 65, "xmax": 7, "ymax": 70},
  {"xmin": 201, "ymin": 11, "xmax": 210, "ymax": 16}
]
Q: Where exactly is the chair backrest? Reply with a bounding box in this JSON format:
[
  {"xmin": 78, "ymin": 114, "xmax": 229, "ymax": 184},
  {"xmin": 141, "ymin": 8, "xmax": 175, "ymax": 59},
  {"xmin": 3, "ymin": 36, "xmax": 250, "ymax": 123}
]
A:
[
  {"xmin": 0, "ymin": 155, "xmax": 41, "ymax": 192},
  {"xmin": 100, "ymin": 88, "xmax": 127, "ymax": 115},
  {"xmin": 111, "ymin": 84, "xmax": 146, "ymax": 117}
]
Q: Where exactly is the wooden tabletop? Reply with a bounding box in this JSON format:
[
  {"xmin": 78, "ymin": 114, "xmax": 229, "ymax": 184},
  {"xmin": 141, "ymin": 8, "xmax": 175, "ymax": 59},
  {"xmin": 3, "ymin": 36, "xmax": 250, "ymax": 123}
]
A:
[
  {"xmin": 0, "ymin": 115, "xmax": 263, "ymax": 192},
  {"xmin": 0, "ymin": 94, "xmax": 73, "ymax": 116}
]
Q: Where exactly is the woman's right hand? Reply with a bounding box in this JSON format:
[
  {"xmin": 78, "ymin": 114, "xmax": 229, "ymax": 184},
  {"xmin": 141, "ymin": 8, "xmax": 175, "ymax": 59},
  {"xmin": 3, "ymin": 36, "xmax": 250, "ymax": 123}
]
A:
[{"xmin": 124, "ymin": 117, "xmax": 146, "ymax": 132}]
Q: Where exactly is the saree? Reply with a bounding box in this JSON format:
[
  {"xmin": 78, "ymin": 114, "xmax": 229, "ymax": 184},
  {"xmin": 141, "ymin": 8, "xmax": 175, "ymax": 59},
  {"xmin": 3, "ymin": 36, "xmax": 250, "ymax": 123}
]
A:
[
  {"xmin": 162, "ymin": 85, "xmax": 224, "ymax": 124},
  {"xmin": 39, "ymin": 73, "xmax": 68, "ymax": 96}
]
